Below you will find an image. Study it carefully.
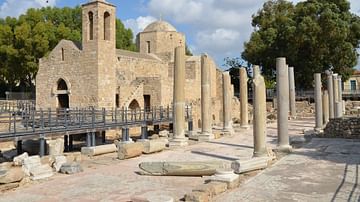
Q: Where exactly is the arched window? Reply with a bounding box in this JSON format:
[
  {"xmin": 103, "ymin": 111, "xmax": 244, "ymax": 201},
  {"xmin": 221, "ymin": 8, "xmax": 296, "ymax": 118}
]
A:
[
  {"xmin": 129, "ymin": 99, "xmax": 140, "ymax": 110},
  {"xmin": 88, "ymin": 11, "xmax": 94, "ymax": 40},
  {"xmin": 104, "ymin": 12, "xmax": 110, "ymax": 40},
  {"xmin": 57, "ymin": 79, "xmax": 68, "ymax": 90}
]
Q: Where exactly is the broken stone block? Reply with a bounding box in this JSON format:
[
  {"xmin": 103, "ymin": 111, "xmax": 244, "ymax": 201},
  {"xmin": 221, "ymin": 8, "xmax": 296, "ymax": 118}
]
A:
[
  {"xmin": 117, "ymin": 142, "xmax": 144, "ymax": 160},
  {"xmin": 0, "ymin": 182, "xmax": 19, "ymax": 192},
  {"xmin": 231, "ymin": 157, "xmax": 270, "ymax": 174},
  {"xmin": 159, "ymin": 130, "xmax": 169, "ymax": 137},
  {"xmin": 141, "ymin": 140, "xmax": 166, "ymax": 154},
  {"xmin": 29, "ymin": 164, "xmax": 53, "ymax": 180},
  {"xmin": 47, "ymin": 138, "xmax": 64, "ymax": 156},
  {"xmin": 184, "ymin": 191, "xmax": 209, "ymax": 202},
  {"xmin": 22, "ymin": 156, "xmax": 42, "ymax": 176},
  {"xmin": 0, "ymin": 167, "xmax": 24, "ymax": 184},
  {"xmin": 207, "ymin": 181, "xmax": 227, "ymax": 195},
  {"xmin": 60, "ymin": 162, "xmax": 83, "ymax": 174},
  {"xmin": 208, "ymin": 170, "xmax": 239, "ymax": 189},
  {"xmin": 138, "ymin": 161, "xmax": 229, "ymax": 176},
  {"xmin": 64, "ymin": 152, "xmax": 81, "ymax": 162},
  {"xmin": 52, "ymin": 156, "xmax": 67, "ymax": 172},
  {"xmin": 13, "ymin": 152, "xmax": 29, "ymax": 166},
  {"xmin": 81, "ymin": 144, "xmax": 117, "ymax": 156}
]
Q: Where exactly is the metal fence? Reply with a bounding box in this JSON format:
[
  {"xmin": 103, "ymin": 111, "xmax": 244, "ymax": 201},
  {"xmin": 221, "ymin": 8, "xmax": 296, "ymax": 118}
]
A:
[{"xmin": 0, "ymin": 106, "xmax": 192, "ymax": 141}]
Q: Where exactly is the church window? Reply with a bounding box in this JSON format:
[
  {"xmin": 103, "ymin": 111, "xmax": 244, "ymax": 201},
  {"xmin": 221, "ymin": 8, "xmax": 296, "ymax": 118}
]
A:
[
  {"xmin": 88, "ymin": 12, "xmax": 94, "ymax": 40},
  {"xmin": 61, "ymin": 48, "xmax": 64, "ymax": 61},
  {"xmin": 147, "ymin": 41, "xmax": 151, "ymax": 53},
  {"xmin": 104, "ymin": 12, "xmax": 110, "ymax": 40}
]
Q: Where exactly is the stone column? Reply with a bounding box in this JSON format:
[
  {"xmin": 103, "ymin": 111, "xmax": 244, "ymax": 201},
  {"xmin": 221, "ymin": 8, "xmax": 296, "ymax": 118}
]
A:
[
  {"xmin": 253, "ymin": 66, "xmax": 267, "ymax": 157},
  {"xmin": 288, "ymin": 67, "xmax": 296, "ymax": 119},
  {"xmin": 314, "ymin": 73, "xmax": 323, "ymax": 132},
  {"xmin": 169, "ymin": 46, "xmax": 188, "ymax": 147},
  {"xmin": 198, "ymin": 54, "xmax": 214, "ymax": 141},
  {"xmin": 222, "ymin": 72, "xmax": 233, "ymax": 133},
  {"xmin": 325, "ymin": 71, "xmax": 334, "ymax": 118},
  {"xmin": 337, "ymin": 76, "xmax": 343, "ymax": 117},
  {"xmin": 322, "ymin": 90, "xmax": 329, "ymax": 125},
  {"xmin": 333, "ymin": 74, "xmax": 341, "ymax": 118},
  {"xmin": 239, "ymin": 67, "xmax": 249, "ymax": 129},
  {"xmin": 276, "ymin": 58, "xmax": 291, "ymax": 152}
]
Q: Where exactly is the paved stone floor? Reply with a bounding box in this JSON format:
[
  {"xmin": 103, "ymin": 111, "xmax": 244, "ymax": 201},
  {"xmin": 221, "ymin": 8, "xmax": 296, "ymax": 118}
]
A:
[
  {"xmin": 1, "ymin": 117, "xmax": 358, "ymax": 202},
  {"xmin": 215, "ymin": 138, "xmax": 360, "ymax": 202}
]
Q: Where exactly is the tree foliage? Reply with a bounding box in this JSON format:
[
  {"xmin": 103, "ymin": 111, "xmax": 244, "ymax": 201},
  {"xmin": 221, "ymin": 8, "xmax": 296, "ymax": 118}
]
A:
[
  {"xmin": 0, "ymin": 6, "xmax": 136, "ymax": 92},
  {"xmin": 241, "ymin": 0, "xmax": 360, "ymax": 89}
]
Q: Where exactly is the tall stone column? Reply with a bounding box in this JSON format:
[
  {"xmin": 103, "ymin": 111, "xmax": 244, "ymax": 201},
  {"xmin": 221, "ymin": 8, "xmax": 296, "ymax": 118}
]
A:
[
  {"xmin": 222, "ymin": 72, "xmax": 233, "ymax": 133},
  {"xmin": 314, "ymin": 73, "xmax": 323, "ymax": 132},
  {"xmin": 198, "ymin": 54, "xmax": 214, "ymax": 141},
  {"xmin": 333, "ymin": 74, "xmax": 341, "ymax": 118},
  {"xmin": 276, "ymin": 58, "xmax": 291, "ymax": 152},
  {"xmin": 322, "ymin": 90, "xmax": 329, "ymax": 125},
  {"xmin": 325, "ymin": 71, "xmax": 334, "ymax": 118},
  {"xmin": 337, "ymin": 76, "xmax": 343, "ymax": 117},
  {"xmin": 288, "ymin": 67, "xmax": 296, "ymax": 119},
  {"xmin": 169, "ymin": 46, "xmax": 188, "ymax": 147},
  {"xmin": 253, "ymin": 66, "xmax": 267, "ymax": 157},
  {"xmin": 239, "ymin": 67, "xmax": 249, "ymax": 129}
]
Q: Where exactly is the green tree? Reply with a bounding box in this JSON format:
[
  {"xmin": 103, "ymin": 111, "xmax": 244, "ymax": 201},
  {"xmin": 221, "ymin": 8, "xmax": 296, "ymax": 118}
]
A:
[
  {"xmin": 0, "ymin": 6, "xmax": 136, "ymax": 92},
  {"xmin": 242, "ymin": 0, "xmax": 360, "ymax": 89}
]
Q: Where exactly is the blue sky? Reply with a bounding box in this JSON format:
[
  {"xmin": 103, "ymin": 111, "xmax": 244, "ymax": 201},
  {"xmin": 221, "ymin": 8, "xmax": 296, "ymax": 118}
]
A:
[{"xmin": 0, "ymin": 0, "xmax": 360, "ymax": 69}]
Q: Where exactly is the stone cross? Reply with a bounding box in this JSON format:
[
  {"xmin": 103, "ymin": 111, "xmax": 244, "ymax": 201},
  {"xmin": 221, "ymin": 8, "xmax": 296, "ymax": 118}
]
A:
[
  {"xmin": 169, "ymin": 46, "xmax": 188, "ymax": 147},
  {"xmin": 252, "ymin": 65, "xmax": 267, "ymax": 157},
  {"xmin": 314, "ymin": 73, "xmax": 323, "ymax": 132},
  {"xmin": 276, "ymin": 58, "xmax": 291, "ymax": 152},
  {"xmin": 239, "ymin": 67, "xmax": 249, "ymax": 129}
]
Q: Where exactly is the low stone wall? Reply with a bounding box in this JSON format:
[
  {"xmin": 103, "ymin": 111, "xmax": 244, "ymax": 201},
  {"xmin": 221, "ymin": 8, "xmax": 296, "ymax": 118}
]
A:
[{"xmin": 324, "ymin": 117, "xmax": 360, "ymax": 138}]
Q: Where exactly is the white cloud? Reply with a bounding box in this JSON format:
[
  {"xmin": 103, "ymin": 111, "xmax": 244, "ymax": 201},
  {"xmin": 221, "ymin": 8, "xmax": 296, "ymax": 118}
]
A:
[
  {"xmin": 124, "ymin": 15, "xmax": 157, "ymax": 35},
  {"xmin": 144, "ymin": 0, "xmax": 360, "ymax": 67},
  {"xmin": 0, "ymin": 0, "xmax": 56, "ymax": 18}
]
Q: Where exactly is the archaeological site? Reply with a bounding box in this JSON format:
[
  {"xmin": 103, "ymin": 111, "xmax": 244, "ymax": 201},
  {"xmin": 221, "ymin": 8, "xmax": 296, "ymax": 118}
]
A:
[{"xmin": 0, "ymin": 0, "xmax": 359, "ymax": 201}]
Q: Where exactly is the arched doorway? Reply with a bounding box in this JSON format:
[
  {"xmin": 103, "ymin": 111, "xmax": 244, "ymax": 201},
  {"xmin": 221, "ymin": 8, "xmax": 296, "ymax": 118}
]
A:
[
  {"xmin": 129, "ymin": 99, "xmax": 140, "ymax": 110},
  {"xmin": 57, "ymin": 79, "xmax": 69, "ymax": 108}
]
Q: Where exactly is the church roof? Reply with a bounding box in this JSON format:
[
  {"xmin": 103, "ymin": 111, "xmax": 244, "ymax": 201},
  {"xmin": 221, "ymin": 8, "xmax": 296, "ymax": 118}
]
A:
[
  {"xmin": 143, "ymin": 20, "xmax": 177, "ymax": 32},
  {"xmin": 116, "ymin": 49, "xmax": 161, "ymax": 61}
]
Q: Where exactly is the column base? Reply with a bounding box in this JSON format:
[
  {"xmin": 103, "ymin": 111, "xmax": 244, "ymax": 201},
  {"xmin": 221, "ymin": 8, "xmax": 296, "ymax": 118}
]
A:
[
  {"xmin": 168, "ymin": 137, "xmax": 188, "ymax": 147},
  {"xmin": 314, "ymin": 127, "xmax": 324, "ymax": 133},
  {"xmin": 196, "ymin": 132, "xmax": 215, "ymax": 142},
  {"xmin": 253, "ymin": 150, "xmax": 268, "ymax": 158},
  {"xmin": 222, "ymin": 127, "xmax": 235, "ymax": 136},
  {"xmin": 136, "ymin": 139, "xmax": 149, "ymax": 142},
  {"xmin": 275, "ymin": 144, "xmax": 292, "ymax": 153},
  {"xmin": 240, "ymin": 124, "xmax": 250, "ymax": 130}
]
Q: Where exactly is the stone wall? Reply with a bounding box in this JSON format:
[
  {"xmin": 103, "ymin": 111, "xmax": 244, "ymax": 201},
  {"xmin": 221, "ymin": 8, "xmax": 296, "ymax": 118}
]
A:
[{"xmin": 324, "ymin": 117, "xmax": 360, "ymax": 138}]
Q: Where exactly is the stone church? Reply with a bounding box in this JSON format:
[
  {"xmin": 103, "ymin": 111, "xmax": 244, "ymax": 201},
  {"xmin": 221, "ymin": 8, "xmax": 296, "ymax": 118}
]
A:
[{"xmin": 36, "ymin": 0, "xmax": 231, "ymax": 128}]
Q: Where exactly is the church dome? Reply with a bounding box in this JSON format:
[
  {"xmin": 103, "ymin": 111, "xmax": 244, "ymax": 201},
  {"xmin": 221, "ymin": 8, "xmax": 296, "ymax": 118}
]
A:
[{"xmin": 143, "ymin": 20, "xmax": 177, "ymax": 32}]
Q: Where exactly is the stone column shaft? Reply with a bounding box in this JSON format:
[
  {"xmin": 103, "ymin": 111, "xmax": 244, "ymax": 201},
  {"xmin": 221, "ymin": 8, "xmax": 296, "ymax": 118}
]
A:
[
  {"xmin": 253, "ymin": 67, "xmax": 267, "ymax": 157},
  {"xmin": 314, "ymin": 73, "xmax": 323, "ymax": 131},
  {"xmin": 276, "ymin": 58, "xmax": 291, "ymax": 152},
  {"xmin": 322, "ymin": 90, "xmax": 329, "ymax": 125},
  {"xmin": 222, "ymin": 72, "xmax": 232, "ymax": 132},
  {"xmin": 199, "ymin": 54, "xmax": 214, "ymax": 141},
  {"xmin": 239, "ymin": 68, "xmax": 249, "ymax": 129},
  {"xmin": 326, "ymin": 72, "xmax": 334, "ymax": 118},
  {"xmin": 337, "ymin": 76, "xmax": 343, "ymax": 117},
  {"xmin": 333, "ymin": 74, "xmax": 341, "ymax": 118},
  {"xmin": 170, "ymin": 46, "xmax": 188, "ymax": 147},
  {"xmin": 289, "ymin": 67, "xmax": 296, "ymax": 118}
]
